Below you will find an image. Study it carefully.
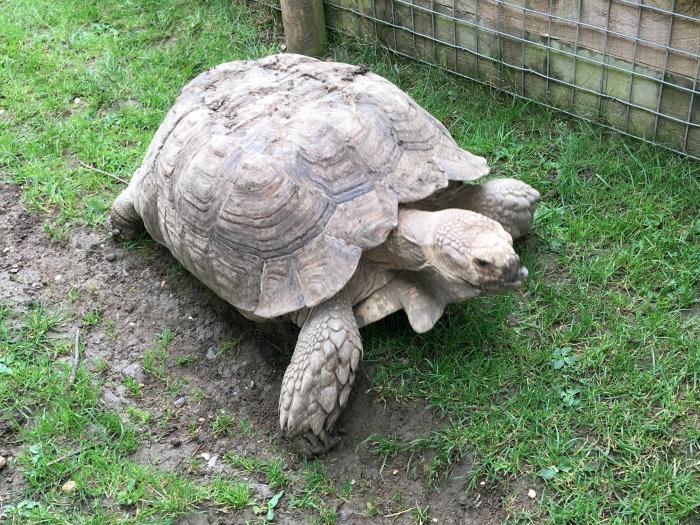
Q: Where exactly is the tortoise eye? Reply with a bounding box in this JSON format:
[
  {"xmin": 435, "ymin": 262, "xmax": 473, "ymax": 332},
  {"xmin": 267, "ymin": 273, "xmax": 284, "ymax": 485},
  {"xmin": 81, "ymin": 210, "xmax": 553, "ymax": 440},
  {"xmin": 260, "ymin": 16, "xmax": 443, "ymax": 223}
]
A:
[{"xmin": 474, "ymin": 258, "xmax": 490, "ymax": 267}]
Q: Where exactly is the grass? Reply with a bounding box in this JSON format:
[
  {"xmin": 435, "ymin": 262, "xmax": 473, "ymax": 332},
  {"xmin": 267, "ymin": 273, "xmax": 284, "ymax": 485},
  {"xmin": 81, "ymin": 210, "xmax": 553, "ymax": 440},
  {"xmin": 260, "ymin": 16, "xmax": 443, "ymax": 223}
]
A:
[
  {"xmin": 143, "ymin": 328, "xmax": 175, "ymax": 379},
  {"xmin": 1, "ymin": 0, "xmax": 699, "ymax": 523},
  {"xmin": 212, "ymin": 414, "xmax": 236, "ymax": 437},
  {"xmin": 0, "ymin": 305, "xmax": 226, "ymax": 523},
  {"xmin": 210, "ymin": 478, "xmax": 251, "ymax": 510},
  {"xmin": 223, "ymin": 452, "xmax": 289, "ymax": 490}
]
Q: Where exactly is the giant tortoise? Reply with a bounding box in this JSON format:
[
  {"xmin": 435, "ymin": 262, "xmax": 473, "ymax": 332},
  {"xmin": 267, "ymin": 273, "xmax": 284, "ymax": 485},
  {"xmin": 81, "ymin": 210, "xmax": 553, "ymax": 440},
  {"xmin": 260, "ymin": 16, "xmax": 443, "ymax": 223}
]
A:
[{"xmin": 110, "ymin": 53, "xmax": 539, "ymax": 454}]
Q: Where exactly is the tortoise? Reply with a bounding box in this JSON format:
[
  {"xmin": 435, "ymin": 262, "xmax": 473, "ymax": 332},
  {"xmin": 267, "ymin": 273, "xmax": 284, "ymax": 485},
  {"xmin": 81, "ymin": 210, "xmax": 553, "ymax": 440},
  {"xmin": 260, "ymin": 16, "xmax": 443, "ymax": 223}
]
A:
[{"xmin": 110, "ymin": 53, "xmax": 539, "ymax": 455}]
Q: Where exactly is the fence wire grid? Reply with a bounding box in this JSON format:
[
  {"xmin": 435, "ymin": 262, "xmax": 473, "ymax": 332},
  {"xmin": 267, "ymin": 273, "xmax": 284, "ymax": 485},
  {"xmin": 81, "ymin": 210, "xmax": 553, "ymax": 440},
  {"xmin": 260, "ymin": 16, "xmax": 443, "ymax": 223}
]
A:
[{"xmin": 263, "ymin": 0, "xmax": 700, "ymax": 159}]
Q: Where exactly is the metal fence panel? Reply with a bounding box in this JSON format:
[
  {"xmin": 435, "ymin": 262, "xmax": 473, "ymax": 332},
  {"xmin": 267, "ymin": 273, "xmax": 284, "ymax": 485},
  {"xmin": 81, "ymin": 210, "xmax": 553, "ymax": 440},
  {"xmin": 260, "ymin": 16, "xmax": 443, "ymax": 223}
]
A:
[{"xmin": 261, "ymin": 0, "xmax": 700, "ymax": 159}]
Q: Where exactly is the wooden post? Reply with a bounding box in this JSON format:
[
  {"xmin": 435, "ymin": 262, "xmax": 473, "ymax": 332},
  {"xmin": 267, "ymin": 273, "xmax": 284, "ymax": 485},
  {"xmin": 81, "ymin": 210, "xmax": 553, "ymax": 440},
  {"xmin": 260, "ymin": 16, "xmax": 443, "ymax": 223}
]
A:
[{"xmin": 280, "ymin": 0, "xmax": 327, "ymax": 57}]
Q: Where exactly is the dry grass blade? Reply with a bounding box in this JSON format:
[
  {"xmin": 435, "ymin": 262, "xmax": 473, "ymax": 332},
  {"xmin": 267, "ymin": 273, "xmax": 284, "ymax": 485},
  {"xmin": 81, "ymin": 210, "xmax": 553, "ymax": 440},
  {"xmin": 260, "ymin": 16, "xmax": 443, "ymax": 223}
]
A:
[
  {"xmin": 45, "ymin": 447, "xmax": 85, "ymax": 468},
  {"xmin": 67, "ymin": 328, "xmax": 80, "ymax": 389},
  {"xmin": 78, "ymin": 161, "xmax": 129, "ymax": 184},
  {"xmin": 384, "ymin": 506, "xmax": 417, "ymax": 518}
]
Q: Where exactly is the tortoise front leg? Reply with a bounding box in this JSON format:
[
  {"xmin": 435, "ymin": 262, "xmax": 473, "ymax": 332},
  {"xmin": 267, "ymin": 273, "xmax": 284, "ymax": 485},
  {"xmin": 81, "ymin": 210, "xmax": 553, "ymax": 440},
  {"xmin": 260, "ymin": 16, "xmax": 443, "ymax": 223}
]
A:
[
  {"xmin": 419, "ymin": 178, "xmax": 540, "ymax": 240},
  {"xmin": 279, "ymin": 290, "xmax": 362, "ymax": 456}
]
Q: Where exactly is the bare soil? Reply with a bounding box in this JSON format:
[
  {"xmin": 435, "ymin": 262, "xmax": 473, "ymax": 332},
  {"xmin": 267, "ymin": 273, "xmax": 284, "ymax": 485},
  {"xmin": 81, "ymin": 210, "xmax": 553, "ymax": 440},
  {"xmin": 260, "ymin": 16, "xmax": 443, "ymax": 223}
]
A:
[{"xmin": 0, "ymin": 184, "xmax": 536, "ymax": 524}]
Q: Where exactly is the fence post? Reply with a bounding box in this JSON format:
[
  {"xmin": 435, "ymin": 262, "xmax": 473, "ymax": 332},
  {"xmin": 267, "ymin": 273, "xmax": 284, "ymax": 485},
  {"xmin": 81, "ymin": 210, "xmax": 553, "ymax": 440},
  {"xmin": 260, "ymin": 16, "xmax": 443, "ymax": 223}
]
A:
[{"xmin": 280, "ymin": 0, "xmax": 327, "ymax": 57}]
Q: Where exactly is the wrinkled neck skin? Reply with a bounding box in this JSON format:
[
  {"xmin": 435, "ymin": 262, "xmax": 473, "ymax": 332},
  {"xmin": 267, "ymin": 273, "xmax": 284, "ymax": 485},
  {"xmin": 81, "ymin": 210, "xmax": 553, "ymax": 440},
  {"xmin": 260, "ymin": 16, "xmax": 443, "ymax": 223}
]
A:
[{"xmin": 363, "ymin": 208, "xmax": 439, "ymax": 271}]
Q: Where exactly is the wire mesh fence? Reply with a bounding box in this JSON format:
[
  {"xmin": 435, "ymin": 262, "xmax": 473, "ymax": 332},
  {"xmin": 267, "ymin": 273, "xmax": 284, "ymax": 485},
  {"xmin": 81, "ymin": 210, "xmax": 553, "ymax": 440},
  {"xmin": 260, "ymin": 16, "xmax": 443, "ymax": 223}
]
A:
[{"xmin": 260, "ymin": 0, "xmax": 700, "ymax": 159}]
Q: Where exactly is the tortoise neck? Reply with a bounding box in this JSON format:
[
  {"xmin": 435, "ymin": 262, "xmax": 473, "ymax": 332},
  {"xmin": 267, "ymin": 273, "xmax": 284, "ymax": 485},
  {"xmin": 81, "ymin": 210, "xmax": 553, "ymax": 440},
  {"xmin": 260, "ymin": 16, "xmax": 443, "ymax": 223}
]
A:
[{"xmin": 363, "ymin": 208, "xmax": 436, "ymax": 271}]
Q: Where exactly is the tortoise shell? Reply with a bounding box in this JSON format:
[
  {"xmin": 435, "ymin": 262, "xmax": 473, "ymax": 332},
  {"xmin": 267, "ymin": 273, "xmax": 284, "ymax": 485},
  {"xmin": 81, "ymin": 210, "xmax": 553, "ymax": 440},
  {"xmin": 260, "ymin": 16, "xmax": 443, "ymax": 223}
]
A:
[{"xmin": 131, "ymin": 54, "xmax": 489, "ymax": 318}]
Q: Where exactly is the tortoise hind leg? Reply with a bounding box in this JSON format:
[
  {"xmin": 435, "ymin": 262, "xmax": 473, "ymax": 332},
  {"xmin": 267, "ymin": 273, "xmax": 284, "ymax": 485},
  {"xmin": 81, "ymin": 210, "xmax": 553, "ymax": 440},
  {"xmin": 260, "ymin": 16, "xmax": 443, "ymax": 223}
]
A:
[
  {"xmin": 279, "ymin": 291, "xmax": 362, "ymax": 456},
  {"xmin": 110, "ymin": 184, "xmax": 145, "ymax": 240}
]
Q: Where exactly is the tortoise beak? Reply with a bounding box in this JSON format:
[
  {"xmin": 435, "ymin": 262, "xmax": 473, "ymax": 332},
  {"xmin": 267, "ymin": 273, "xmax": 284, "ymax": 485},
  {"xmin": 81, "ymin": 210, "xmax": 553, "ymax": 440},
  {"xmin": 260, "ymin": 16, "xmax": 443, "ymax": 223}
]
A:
[
  {"xmin": 504, "ymin": 264, "xmax": 528, "ymax": 286},
  {"xmin": 479, "ymin": 264, "xmax": 528, "ymax": 293}
]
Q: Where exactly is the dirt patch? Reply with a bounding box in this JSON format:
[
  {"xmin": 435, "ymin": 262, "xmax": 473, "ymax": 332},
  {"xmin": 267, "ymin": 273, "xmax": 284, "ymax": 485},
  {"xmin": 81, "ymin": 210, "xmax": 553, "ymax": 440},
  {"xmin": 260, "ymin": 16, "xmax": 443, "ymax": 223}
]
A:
[
  {"xmin": 682, "ymin": 301, "xmax": 700, "ymax": 320},
  {"xmin": 0, "ymin": 184, "xmax": 536, "ymax": 523}
]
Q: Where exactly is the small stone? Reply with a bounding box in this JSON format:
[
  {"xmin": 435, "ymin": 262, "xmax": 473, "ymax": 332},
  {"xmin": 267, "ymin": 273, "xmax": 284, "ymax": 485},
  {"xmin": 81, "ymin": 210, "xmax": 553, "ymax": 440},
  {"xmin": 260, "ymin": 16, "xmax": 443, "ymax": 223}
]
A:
[
  {"xmin": 350, "ymin": 479, "xmax": 356, "ymax": 486},
  {"xmin": 99, "ymin": 387, "xmax": 122, "ymax": 408},
  {"xmin": 121, "ymin": 363, "xmax": 144, "ymax": 383},
  {"xmin": 85, "ymin": 424, "xmax": 103, "ymax": 438},
  {"xmin": 105, "ymin": 253, "xmax": 116, "ymax": 262},
  {"xmin": 9, "ymin": 268, "xmax": 19, "ymax": 274},
  {"xmin": 528, "ymin": 489, "xmax": 537, "ymax": 499},
  {"xmin": 338, "ymin": 503, "xmax": 355, "ymax": 521},
  {"xmin": 200, "ymin": 452, "xmax": 211, "ymax": 461},
  {"xmin": 253, "ymin": 482, "xmax": 273, "ymax": 499},
  {"xmin": 61, "ymin": 480, "xmax": 77, "ymax": 494},
  {"xmin": 206, "ymin": 346, "xmax": 218, "ymax": 361},
  {"xmin": 432, "ymin": 519, "xmax": 438, "ymax": 524},
  {"xmin": 54, "ymin": 274, "xmax": 64, "ymax": 283},
  {"xmin": 173, "ymin": 397, "xmax": 186, "ymax": 408},
  {"xmin": 160, "ymin": 280, "xmax": 166, "ymax": 288},
  {"xmin": 128, "ymin": 321, "xmax": 136, "ymax": 328},
  {"xmin": 198, "ymin": 417, "xmax": 205, "ymax": 423},
  {"xmin": 73, "ymin": 97, "xmax": 81, "ymax": 104},
  {"xmin": 206, "ymin": 454, "xmax": 218, "ymax": 470},
  {"xmin": 480, "ymin": 481, "xmax": 486, "ymax": 486},
  {"xmin": 0, "ymin": 456, "xmax": 6, "ymax": 469},
  {"xmin": 392, "ymin": 469, "xmax": 399, "ymax": 476}
]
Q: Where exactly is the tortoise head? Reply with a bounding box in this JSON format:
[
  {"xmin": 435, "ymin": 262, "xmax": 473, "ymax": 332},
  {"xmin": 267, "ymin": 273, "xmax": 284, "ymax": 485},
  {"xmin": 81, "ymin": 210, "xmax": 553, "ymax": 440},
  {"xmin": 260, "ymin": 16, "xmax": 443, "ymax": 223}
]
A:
[{"xmin": 432, "ymin": 209, "xmax": 528, "ymax": 293}]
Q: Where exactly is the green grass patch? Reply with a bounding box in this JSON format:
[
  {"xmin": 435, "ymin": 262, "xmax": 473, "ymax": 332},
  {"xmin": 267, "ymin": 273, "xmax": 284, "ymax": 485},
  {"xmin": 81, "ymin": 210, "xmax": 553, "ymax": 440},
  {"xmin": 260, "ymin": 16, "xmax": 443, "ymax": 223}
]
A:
[
  {"xmin": 224, "ymin": 452, "xmax": 289, "ymax": 491},
  {"xmin": 0, "ymin": 305, "xmax": 200, "ymax": 522},
  {"xmin": 210, "ymin": 478, "xmax": 251, "ymax": 510},
  {"xmin": 211, "ymin": 414, "xmax": 236, "ymax": 437},
  {"xmin": 143, "ymin": 328, "xmax": 174, "ymax": 379}
]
